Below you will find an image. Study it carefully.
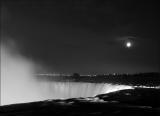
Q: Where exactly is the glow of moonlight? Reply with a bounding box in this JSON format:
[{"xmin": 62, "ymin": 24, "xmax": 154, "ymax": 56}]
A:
[{"xmin": 126, "ymin": 41, "xmax": 132, "ymax": 48}]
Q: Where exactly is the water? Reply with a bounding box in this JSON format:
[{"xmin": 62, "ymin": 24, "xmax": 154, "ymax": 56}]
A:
[{"xmin": 38, "ymin": 81, "xmax": 133, "ymax": 99}]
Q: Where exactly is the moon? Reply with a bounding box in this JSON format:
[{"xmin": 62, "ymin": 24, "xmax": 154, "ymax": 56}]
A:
[
  {"xmin": 125, "ymin": 41, "xmax": 132, "ymax": 48},
  {"xmin": 116, "ymin": 36, "xmax": 136, "ymax": 49}
]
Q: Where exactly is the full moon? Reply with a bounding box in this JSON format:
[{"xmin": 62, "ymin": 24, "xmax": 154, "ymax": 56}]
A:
[{"xmin": 126, "ymin": 41, "xmax": 132, "ymax": 48}]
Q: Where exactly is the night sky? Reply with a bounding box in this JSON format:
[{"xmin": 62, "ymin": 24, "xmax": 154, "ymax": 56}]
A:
[{"xmin": 1, "ymin": 0, "xmax": 160, "ymax": 74}]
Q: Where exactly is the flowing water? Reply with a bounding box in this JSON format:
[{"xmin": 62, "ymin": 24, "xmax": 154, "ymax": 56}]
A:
[{"xmin": 38, "ymin": 81, "xmax": 133, "ymax": 99}]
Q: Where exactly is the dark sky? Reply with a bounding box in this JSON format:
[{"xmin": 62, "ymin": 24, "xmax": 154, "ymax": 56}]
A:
[{"xmin": 1, "ymin": 0, "xmax": 160, "ymax": 74}]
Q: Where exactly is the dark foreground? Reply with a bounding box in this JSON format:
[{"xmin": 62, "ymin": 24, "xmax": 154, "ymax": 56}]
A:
[{"xmin": 0, "ymin": 88, "xmax": 160, "ymax": 116}]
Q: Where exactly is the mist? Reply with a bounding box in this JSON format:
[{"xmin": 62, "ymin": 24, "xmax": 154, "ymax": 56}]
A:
[{"xmin": 1, "ymin": 41, "xmax": 47, "ymax": 105}]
